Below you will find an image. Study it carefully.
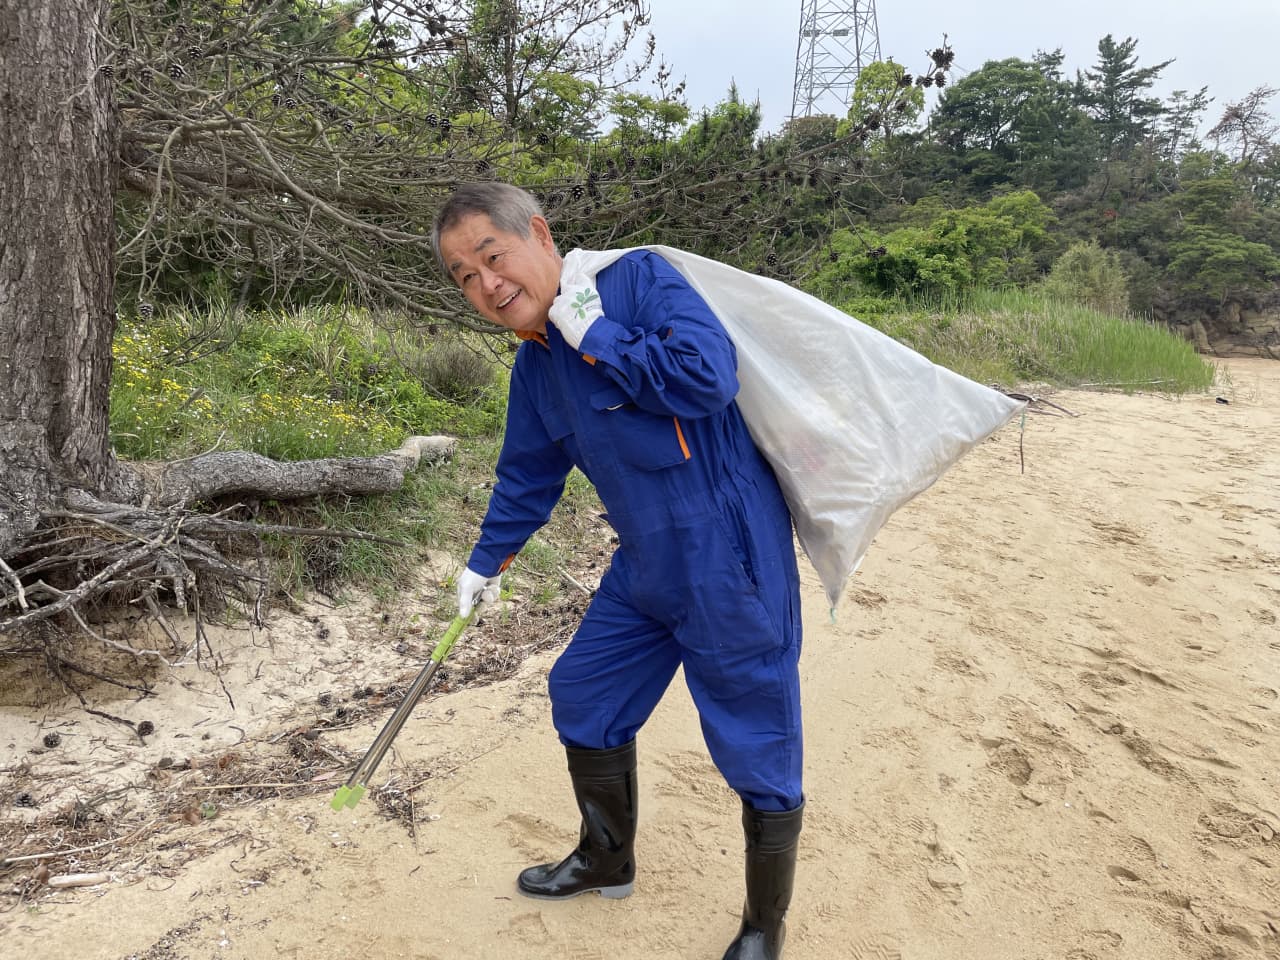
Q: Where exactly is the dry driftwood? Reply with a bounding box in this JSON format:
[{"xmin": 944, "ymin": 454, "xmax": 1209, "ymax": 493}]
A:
[{"xmin": 145, "ymin": 435, "xmax": 456, "ymax": 507}]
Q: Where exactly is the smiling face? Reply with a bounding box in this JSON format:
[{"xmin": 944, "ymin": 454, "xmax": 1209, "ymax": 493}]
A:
[{"xmin": 438, "ymin": 213, "xmax": 562, "ymax": 334}]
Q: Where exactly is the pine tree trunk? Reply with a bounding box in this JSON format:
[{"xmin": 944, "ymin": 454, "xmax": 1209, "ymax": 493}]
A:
[{"xmin": 0, "ymin": 0, "xmax": 129, "ymax": 556}]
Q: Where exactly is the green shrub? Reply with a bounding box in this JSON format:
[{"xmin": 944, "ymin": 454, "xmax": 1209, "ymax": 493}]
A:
[
  {"xmin": 409, "ymin": 340, "xmax": 497, "ymax": 404},
  {"xmin": 831, "ymin": 191, "xmax": 1057, "ymax": 299},
  {"xmin": 1041, "ymin": 241, "xmax": 1130, "ymax": 315}
]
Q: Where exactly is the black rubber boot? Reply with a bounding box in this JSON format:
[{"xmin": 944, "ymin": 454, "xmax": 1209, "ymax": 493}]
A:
[
  {"xmin": 721, "ymin": 799, "xmax": 804, "ymax": 960},
  {"xmin": 516, "ymin": 740, "xmax": 638, "ymax": 900}
]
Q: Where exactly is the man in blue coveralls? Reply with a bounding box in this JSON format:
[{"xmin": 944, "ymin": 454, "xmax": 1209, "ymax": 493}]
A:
[{"xmin": 434, "ymin": 182, "xmax": 804, "ymax": 960}]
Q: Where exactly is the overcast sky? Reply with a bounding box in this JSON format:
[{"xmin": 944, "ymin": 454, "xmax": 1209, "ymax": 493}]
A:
[{"xmin": 642, "ymin": 0, "xmax": 1278, "ymax": 133}]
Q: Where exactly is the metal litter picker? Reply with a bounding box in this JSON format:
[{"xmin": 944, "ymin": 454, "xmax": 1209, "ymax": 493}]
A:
[{"xmin": 330, "ymin": 611, "xmax": 474, "ymax": 811}]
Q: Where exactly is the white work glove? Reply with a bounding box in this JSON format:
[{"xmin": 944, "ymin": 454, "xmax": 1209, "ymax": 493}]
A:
[
  {"xmin": 548, "ymin": 267, "xmax": 604, "ymax": 349},
  {"xmin": 456, "ymin": 566, "xmax": 502, "ymax": 618}
]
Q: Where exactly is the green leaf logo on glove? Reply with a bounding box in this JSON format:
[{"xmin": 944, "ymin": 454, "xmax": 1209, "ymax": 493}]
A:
[{"xmin": 570, "ymin": 288, "xmax": 601, "ymax": 320}]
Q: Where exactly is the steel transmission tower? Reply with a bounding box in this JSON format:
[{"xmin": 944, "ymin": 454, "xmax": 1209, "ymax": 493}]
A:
[{"xmin": 790, "ymin": 0, "xmax": 881, "ymax": 119}]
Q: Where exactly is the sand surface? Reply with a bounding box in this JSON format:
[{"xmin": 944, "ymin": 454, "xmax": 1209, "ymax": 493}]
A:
[{"xmin": 2, "ymin": 357, "xmax": 1278, "ymax": 960}]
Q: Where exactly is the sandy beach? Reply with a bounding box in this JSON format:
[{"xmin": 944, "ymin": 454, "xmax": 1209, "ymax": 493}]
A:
[{"xmin": 3, "ymin": 357, "xmax": 1277, "ymax": 960}]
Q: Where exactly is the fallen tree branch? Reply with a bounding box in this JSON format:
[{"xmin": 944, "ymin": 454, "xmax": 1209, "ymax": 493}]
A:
[
  {"xmin": 145, "ymin": 435, "xmax": 455, "ymax": 507},
  {"xmin": 0, "ymin": 557, "xmax": 29, "ymax": 611}
]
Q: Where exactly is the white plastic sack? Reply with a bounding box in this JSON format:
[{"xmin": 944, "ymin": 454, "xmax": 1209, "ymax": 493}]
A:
[{"xmin": 564, "ymin": 246, "xmax": 1025, "ymax": 610}]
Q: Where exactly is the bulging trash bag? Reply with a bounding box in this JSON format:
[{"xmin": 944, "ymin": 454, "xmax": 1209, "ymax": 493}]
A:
[{"xmin": 565, "ymin": 246, "xmax": 1026, "ymax": 610}]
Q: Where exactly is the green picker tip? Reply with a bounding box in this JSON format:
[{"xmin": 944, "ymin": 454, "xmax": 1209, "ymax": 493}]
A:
[{"xmin": 330, "ymin": 611, "xmax": 474, "ymax": 812}]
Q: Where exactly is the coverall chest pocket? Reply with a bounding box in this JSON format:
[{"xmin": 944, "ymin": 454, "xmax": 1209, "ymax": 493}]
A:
[{"xmin": 587, "ymin": 384, "xmax": 689, "ymax": 472}]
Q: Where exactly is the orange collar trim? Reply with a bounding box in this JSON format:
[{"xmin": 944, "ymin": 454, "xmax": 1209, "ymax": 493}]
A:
[{"xmin": 513, "ymin": 329, "xmax": 592, "ymax": 363}]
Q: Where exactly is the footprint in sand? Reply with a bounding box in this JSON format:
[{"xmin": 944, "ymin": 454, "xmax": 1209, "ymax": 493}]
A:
[
  {"xmin": 847, "ymin": 586, "xmax": 888, "ymax": 608},
  {"xmin": 1066, "ymin": 929, "xmax": 1125, "ymax": 959},
  {"xmin": 1197, "ymin": 801, "xmax": 1279, "ymax": 845},
  {"xmin": 1240, "ymin": 853, "xmax": 1278, "ymax": 899},
  {"xmin": 326, "ymin": 835, "xmax": 368, "ymax": 869},
  {"xmin": 1118, "ymin": 834, "xmax": 1161, "ymax": 869},
  {"xmin": 1080, "ymin": 647, "xmax": 1181, "ymax": 690},
  {"xmin": 504, "ymin": 911, "xmax": 552, "ymax": 947},
  {"xmin": 652, "ymin": 749, "xmax": 736, "ymax": 808},
  {"xmin": 1248, "ymin": 608, "xmax": 1277, "ymax": 626},
  {"xmin": 920, "ymin": 820, "xmax": 970, "ymax": 902},
  {"xmin": 1106, "ymin": 864, "xmax": 1143, "ymax": 883},
  {"xmin": 1250, "ymin": 685, "xmax": 1278, "ymax": 707},
  {"xmin": 932, "ymin": 646, "xmax": 987, "ymax": 679},
  {"xmin": 980, "ymin": 737, "xmax": 1033, "ymax": 786},
  {"xmin": 1118, "ymin": 730, "xmax": 1189, "ymax": 784},
  {"xmin": 502, "ymin": 811, "xmax": 571, "ymax": 858},
  {"xmin": 846, "ymin": 935, "xmax": 905, "ymax": 960},
  {"xmin": 1010, "ymin": 605, "xmax": 1048, "ymax": 624},
  {"xmin": 1088, "ymin": 519, "xmax": 1142, "ymax": 545}
]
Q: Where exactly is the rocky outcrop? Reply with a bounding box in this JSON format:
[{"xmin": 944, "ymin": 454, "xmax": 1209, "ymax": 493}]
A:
[{"xmin": 1163, "ymin": 291, "xmax": 1280, "ymax": 359}]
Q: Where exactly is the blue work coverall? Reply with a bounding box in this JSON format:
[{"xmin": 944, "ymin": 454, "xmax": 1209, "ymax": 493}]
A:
[{"xmin": 467, "ymin": 251, "xmax": 803, "ymax": 811}]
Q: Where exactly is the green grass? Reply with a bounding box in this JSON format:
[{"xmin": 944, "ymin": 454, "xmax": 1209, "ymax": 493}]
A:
[
  {"xmin": 838, "ymin": 287, "xmax": 1217, "ymax": 393},
  {"xmin": 110, "ymin": 306, "xmax": 505, "ymax": 463},
  {"xmin": 260, "ymin": 446, "xmax": 494, "ymax": 601}
]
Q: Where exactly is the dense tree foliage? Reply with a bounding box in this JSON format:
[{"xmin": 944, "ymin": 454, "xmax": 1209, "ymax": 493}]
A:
[
  {"xmin": 98, "ymin": 4, "xmax": 1277, "ymax": 338},
  {"xmin": 817, "ymin": 35, "xmax": 1280, "ymax": 336}
]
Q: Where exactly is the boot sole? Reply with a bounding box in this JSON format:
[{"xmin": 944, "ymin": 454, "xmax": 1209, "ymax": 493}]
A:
[{"xmin": 516, "ymin": 881, "xmax": 634, "ymax": 901}]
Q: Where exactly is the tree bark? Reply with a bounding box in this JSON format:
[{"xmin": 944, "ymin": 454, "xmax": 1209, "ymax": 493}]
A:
[{"xmin": 0, "ymin": 0, "xmax": 135, "ymax": 556}]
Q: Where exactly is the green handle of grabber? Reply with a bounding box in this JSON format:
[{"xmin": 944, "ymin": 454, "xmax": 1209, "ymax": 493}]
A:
[{"xmin": 330, "ymin": 611, "xmax": 475, "ymax": 811}]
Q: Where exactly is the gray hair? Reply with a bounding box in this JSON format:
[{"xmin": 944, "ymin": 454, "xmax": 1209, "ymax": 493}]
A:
[{"xmin": 431, "ymin": 182, "xmax": 547, "ymax": 276}]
